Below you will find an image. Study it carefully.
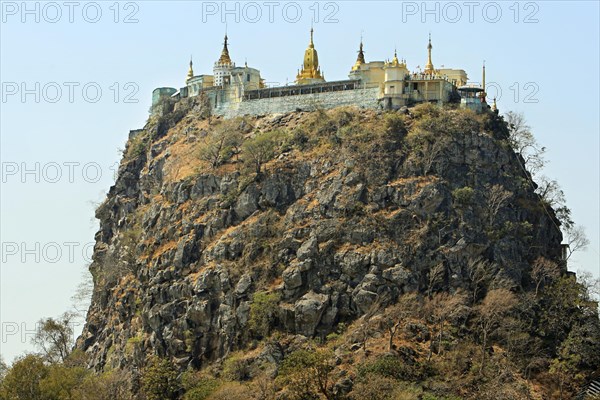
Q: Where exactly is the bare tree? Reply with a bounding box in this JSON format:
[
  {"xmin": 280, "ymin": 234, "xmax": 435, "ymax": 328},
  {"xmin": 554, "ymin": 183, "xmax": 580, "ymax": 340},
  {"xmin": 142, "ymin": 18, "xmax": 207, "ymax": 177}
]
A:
[
  {"xmin": 535, "ymin": 176, "xmax": 566, "ymax": 209},
  {"xmin": 422, "ymin": 139, "xmax": 446, "ymax": 175},
  {"xmin": 380, "ymin": 293, "xmax": 419, "ymax": 351},
  {"xmin": 505, "ymin": 111, "xmax": 546, "ymax": 176},
  {"xmin": 71, "ymin": 265, "xmax": 93, "ymax": 318},
  {"xmin": 564, "ymin": 225, "xmax": 590, "ymax": 261},
  {"xmin": 531, "ymin": 257, "xmax": 561, "ymax": 296},
  {"xmin": 484, "ymin": 184, "xmax": 512, "ymax": 227},
  {"xmin": 199, "ymin": 120, "xmax": 244, "ymax": 168},
  {"xmin": 425, "ymin": 291, "xmax": 468, "ymax": 360},
  {"xmin": 477, "ymin": 289, "xmax": 518, "ymax": 374},
  {"xmin": 466, "ymin": 258, "xmax": 496, "ymax": 303},
  {"xmin": 427, "ymin": 262, "xmax": 445, "ymax": 299}
]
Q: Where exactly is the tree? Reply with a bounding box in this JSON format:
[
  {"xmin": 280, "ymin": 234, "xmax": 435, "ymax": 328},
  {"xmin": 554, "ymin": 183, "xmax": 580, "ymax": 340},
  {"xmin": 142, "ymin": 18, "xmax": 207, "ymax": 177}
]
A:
[
  {"xmin": 39, "ymin": 364, "xmax": 89, "ymax": 400},
  {"xmin": 564, "ymin": 225, "xmax": 590, "ymax": 261},
  {"xmin": 0, "ymin": 356, "xmax": 7, "ymax": 384},
  {"xmin": 531, "ymin": 257, "xmax": 561, "ymax": 296},
  {"xmin": 505, "ymin": 111, "xmax": 546, "ymax": 175},
  {"xmin": 72, "ymin": 370, "xmax": 134, "ymax": 400},
  {"xmin": 477, "ymin": 289, "xmax": 518, "ymax": 374},
  {"xmin": 242, "ymin": 130, "xmax": 284, "ymax": 174},
  {"xmin": 0, "ymin": 354, "xmax": 48, "ymax": 400},
  {"xmin": 425, "ymin": 291, "xmax": 468, "ymax": 360},
  {"xmin": 248, "ymin": 291, "xmax": 280, "ymax": 339},
  {"xmin": 536, "ymin": 175, "xmax": 566, "ymax": 209},
  {"xmin": 380, "ymin": 294, "xmax": 419, "ymax": 351},
  {"xmin": 277, "ymin": 348, "xmax": 336, "ymax": 400},
  {"xmin": 349, "ymin": 374, "xmax": 399, "ymax": 400},
  {"xmin": 32, "ymin": 312, "xmax": 75, "ymax": 363},
  {"xmin": 426, "ymin": 263, "xmax": 445, "ymax": 299},
  {"xmin": 199, "ymin": 121, "xmax": 244, "ymax": 168},
  {"xmin": 484, "ymin": 184, "xmax": 512, "ymax": 227},
  {"xmin": 141, "ymin": 356, "xmax": 181, "ymax": 400},
  {"xmin": 466, "ymin": 258, "xmax": 495, "ymax": 303}
]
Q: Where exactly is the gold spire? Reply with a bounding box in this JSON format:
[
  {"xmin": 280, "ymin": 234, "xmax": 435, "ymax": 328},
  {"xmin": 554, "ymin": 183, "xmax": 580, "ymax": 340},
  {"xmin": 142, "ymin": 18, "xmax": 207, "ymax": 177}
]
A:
[
  {"xmin": 217, "ymin": 34, "xmax": 232, "ymax": 65},
  {"xmin": 296, "ymin": 27, "xmax": 324, "ymax": 84},
  {"xmin": 424, "ymin": 33, "xmax": 434, "ymax": 74},
  {"xmin": 351, "ymin": 39, "xmax": 365, "ymax": 71},
  {"xmin": 186, "ymin": 56, "xmax": 194, "ymax": 82}
]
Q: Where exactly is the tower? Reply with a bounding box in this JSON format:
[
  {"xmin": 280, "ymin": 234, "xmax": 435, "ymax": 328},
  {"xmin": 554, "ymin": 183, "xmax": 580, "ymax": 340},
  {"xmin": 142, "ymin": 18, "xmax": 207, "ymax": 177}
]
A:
[
  {"xmin": 424, "ymin": 33, "xmax": 435, "ymax": 75},
  {"xmin": 214, "ymin": 34, "xmax": 234, "ymax": 86},
  {"xmin": 295, "ymin": 28, "xmax": 325, "ymax": 85}
]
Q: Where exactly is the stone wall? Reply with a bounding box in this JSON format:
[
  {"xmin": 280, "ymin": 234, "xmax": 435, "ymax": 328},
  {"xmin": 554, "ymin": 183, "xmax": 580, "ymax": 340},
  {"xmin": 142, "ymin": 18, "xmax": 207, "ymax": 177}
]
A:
[{"xmin": 213, "ymin": 87, "xmax": 382, "ymax": 118}]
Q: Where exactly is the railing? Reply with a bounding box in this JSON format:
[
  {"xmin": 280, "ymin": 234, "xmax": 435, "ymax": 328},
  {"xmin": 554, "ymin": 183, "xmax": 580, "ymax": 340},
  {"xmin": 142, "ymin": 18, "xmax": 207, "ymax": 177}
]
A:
[{"xmin": 243, "ymin": 79, "xmax": 362, "ymax": 100}]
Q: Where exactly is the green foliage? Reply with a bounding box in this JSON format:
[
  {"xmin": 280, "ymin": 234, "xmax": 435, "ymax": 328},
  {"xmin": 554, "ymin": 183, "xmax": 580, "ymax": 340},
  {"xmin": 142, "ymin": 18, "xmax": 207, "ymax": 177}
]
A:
[
  {"xmin": 248, "ymin": 291, "xmax": 280, "ymax": 339},
  {"xmin": 242, "ymin": 129, "xmax": 286, "ymax": 173},
  {"xmin": 383, "ymin": 112, "xmax": 407, "ymax": 136},
  {"xmin": 141, "ymin": 356, "xmax": 181, "ymax": 400},
  {"xmin": 39, "ymin": 364, "xmax": 89, "ymax": 400},
  {"xmin": 125, "ymin": 131, "xmax": 148, "ymax": 161},
  {"xmin": 182, "ymin": 378, "xmax": 220, "ymax": 400},
  {"xmin": 71, "ymin": 370, "xmax": 134, "ymax": 400},
  {"xmin": 357, "ymin": 355, "xmax": 419, "ymax": 381},
  {"xmin": 199, "ymin": 118, "xmax": 244, "ymax": 168},
  {"xmin": 452, "ymin": 186, "xmax": 475, "ymax": 206},
  {"xmin": 349, "ymin": 374, "xmax": 400, "ymax": 400},
  {"xmin": 32, "ymin": 312, "xmax": 75, "ymax": 364},
  {"xmin": 222, "ymin": 353, "xmax": 251, "ymax": 381},
  {"xmin": 0, "ymin": 354, "xmax": 48, "ymax": 400},
  {"xmin": 277, "ymin": 348, "xmax": 335, "ymax": 400},
  {"xmin": 204, "ymin": 382, "xmax": 253, "ymax": 400}
]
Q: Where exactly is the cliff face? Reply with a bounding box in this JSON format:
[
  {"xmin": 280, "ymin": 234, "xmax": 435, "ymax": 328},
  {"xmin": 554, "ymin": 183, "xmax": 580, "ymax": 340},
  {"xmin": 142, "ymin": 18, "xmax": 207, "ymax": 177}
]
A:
[{"xmin": 77, "ymin": 99, "xmax": 562, "ymax": 373}]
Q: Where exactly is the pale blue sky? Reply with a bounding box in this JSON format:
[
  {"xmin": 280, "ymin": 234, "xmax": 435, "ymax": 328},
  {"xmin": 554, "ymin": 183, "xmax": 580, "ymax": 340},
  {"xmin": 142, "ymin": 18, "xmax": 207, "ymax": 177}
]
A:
[{"xmin": 1, "ymin": 1, "xmax": 599, "ymax": 363}]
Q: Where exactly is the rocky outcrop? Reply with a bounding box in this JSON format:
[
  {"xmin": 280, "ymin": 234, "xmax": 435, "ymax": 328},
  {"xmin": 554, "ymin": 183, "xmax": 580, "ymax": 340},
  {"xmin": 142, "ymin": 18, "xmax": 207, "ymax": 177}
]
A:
[{"xmin": 77, "ymin": 104, "xmax": 563, "ymax": 373}]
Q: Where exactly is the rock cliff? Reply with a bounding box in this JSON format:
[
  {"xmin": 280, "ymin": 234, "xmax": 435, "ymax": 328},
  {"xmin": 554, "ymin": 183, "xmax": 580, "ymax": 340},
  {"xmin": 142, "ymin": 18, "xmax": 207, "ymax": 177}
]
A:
[{"xmin": 77, "ymin": 99, "xmax": 564, "ymax": 377}]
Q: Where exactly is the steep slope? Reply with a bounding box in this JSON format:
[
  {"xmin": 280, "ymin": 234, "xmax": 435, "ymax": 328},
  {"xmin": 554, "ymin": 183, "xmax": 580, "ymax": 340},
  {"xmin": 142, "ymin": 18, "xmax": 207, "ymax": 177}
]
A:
[{"xmin": 77, "ymin": 99, "xmax": 596, "ymax": 398}]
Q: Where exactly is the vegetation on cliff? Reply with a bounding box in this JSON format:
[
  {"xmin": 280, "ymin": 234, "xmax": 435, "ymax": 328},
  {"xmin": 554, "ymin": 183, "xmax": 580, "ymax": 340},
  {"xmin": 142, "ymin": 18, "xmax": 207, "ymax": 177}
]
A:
[{"xmin": 2, "ymin": 100, "xmax": 598, "ymax": 400}]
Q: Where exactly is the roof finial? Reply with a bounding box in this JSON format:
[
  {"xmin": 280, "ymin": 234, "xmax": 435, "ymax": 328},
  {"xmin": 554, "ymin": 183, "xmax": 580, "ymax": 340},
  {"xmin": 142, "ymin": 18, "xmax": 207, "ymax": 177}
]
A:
[
  {"xmin": 481, "ymin": 60, "xmax": 487, "ymax": 103},
  {"xmin": 187, "ymin": 55, "xmax": 194, "ymax": 82},
  {"xmin": 217, "ymin": 30, "xmax": 232, "ymax": 65},
  {"xmin": 424, "ymin": 33, "xmax": 434, "ymax": 74},
  {"xmin": 352, "ymin": 34, "xmax": 366, "ymax": 70}
]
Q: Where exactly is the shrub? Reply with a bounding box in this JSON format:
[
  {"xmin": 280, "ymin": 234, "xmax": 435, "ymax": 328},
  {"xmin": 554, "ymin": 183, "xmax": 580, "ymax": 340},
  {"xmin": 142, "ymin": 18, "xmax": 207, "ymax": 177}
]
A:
[
  {"xmin": 277, "ymin": 348, "xmax": 335, "ymax": 400},
  {"xmin": 452, "ymin": 187, "xmax": 475, "ymax": 206},
  {"xmin": 357, "ymin": 355, "xmax": 415, "ymax": 381},
  {"xmin": 248, "ymin": 291, "xmax": 280, "ymax": 339},
  {"xmin": 141, "ymin": 356, "xmax": 181, "ymax": 400},
  {"xmin": 349, "ymin": 374, "xmax": 399, "ymax": 400}
]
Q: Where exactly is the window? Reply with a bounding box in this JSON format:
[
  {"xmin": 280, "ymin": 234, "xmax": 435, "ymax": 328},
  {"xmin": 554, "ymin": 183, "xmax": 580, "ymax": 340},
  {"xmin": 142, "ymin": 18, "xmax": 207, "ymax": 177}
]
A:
[{"xmin": 247, "ymin": 74, "xmax": 251, "ymax": 82}]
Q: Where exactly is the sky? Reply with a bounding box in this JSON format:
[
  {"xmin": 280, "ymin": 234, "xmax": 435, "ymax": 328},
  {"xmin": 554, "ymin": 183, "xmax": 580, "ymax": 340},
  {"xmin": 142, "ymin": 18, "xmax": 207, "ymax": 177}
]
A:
[{"xmin": 1, "ymin": 0, "xmax": 599, "ymax": 364}]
